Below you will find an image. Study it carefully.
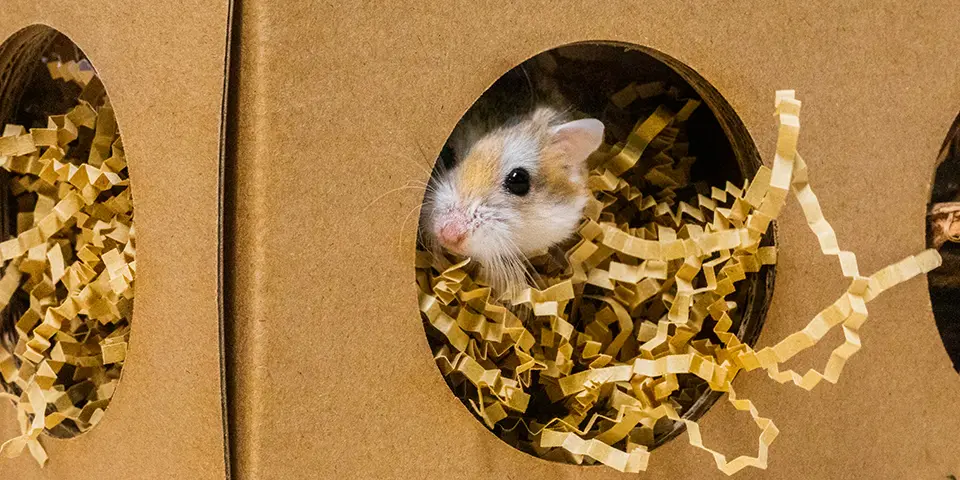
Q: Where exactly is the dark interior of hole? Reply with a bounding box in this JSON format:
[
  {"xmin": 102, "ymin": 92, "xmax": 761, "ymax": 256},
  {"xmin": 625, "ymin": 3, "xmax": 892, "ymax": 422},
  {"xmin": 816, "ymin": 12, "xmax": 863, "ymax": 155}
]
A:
[
  {"xmin": 438, "ymin": 44, "xmax": 746, "ymax": 192},
  {"xmin": 542, "ymin": 45, "xmax": 745, "ymax": 189},
  {"xmin": 927, "ymin": 114, "xmax": 960, "ymax": 373},
  {"xmin": 425, "ymin": 42, "xmax": 773, "ymax": 457}
]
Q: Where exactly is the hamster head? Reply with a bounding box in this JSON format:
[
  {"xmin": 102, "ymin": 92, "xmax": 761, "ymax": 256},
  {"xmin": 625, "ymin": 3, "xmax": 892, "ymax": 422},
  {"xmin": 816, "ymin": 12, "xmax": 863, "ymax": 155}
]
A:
[{"xmin": 422, "ymin": 107, "xmax": 604, "ymax": 293}]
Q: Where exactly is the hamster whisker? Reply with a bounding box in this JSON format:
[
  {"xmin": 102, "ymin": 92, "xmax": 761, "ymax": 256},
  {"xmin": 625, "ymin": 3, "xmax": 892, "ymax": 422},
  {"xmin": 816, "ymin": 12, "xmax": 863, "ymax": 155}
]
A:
[
  {"xmin": 400, "ymin": 178, "xmax": 432, "ymax": 189},
  {"xmin": 360, "ymin": 182, "xmax": 434, "ymax": 214},
  {"xmin": 503, "ymin": 237, "xmax": 542, "ymax": 288},
  {"xmin": 415, "ymin": 201, "xmax": 441, "ymax": 252},
  {"xmin": 484, "ymin": 236, "xmax": 529, "ymax": 299},
  {"xmin": 396, "ymin": 201, "xmax": 426, "ymax": 254},
  {"xmin": 414, "ymin": 140, "xmax": 448, "ymax": 176},
  {"xmin": 382, "ymin": 149, "xmax": 436, "ymax": 179}
]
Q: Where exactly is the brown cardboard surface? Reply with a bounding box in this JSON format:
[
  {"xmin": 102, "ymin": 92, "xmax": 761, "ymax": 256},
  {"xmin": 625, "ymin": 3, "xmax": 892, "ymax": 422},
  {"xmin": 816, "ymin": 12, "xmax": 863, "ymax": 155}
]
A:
[
  {"xmin": 229, "ymin": 1, "xmax": 960, "ymax": 479},
  {"xmin": 0, "ymin": 2, "xmax": 229, "ymax": 479}
]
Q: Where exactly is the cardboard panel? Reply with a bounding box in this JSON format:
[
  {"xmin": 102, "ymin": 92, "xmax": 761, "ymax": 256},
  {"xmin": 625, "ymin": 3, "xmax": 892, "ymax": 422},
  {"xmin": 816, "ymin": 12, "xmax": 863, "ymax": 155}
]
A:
[
  {"xmin": 229, "ymin": 2, "xmax": 960, "ymax": 479},
  {"xmin": 0, "ymin": 2, "xmax": 229, "ymax": 479}
]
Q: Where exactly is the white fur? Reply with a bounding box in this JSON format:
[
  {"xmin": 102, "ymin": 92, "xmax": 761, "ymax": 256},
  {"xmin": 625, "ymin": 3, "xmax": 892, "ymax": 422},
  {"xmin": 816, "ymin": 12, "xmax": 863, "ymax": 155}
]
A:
[{"xmin": 500, "ymin": 130, "xmax": 540, "ymax": 173}]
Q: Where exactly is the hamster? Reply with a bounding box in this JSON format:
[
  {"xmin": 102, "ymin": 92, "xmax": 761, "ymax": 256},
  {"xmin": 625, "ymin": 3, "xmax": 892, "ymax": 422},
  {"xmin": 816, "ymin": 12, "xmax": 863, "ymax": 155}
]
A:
[{"xmin": 420, "ymin": 60, "xmax": 604, "ymax": 297}]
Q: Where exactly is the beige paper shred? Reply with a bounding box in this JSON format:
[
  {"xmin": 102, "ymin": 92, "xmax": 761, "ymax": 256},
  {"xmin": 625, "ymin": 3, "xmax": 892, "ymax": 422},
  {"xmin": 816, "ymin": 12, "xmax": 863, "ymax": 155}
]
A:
[
  {"xmin": 0, "ymin": 59, "xmax": 134, "ymax": 466},
  {"xmin": 417, "ymin": 89, "xmax": 939, "ymax": 474}
]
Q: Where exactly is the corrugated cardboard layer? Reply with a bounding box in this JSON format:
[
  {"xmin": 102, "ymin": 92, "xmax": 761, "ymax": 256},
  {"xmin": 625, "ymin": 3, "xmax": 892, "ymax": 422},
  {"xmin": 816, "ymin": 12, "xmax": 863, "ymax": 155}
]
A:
[
  {"xmin": 0, "ymin": 2, "xmax": 229, "ymax": 479},
  {"xmin": 230, "ymin": 1, "xmax": 960, "ymax": 478}
]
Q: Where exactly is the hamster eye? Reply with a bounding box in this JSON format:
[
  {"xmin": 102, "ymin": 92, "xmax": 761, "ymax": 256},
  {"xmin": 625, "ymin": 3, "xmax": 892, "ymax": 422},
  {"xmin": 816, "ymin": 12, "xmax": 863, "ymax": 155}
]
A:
[{"xmin": 504, "ymin": 168, "xmax": 530, "ymax": 196}]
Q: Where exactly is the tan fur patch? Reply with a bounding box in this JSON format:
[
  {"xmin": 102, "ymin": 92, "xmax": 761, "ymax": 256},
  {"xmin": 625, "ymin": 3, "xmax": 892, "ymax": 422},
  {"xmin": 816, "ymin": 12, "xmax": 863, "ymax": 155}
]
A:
[
  {"xmin": 541, "ymin": 143, "xmax": 585, "ymax": 199},
  {"xmin": 457, "ymin": 135, "xmax": 503, "ymax": 198}
]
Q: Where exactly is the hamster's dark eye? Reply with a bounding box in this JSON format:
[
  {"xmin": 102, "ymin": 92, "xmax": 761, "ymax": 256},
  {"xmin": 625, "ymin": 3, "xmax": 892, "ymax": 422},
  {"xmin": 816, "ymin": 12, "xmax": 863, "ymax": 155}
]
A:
[{"xmin": 504, "ymin": 168, "xmax": 530, "ymax": 196}]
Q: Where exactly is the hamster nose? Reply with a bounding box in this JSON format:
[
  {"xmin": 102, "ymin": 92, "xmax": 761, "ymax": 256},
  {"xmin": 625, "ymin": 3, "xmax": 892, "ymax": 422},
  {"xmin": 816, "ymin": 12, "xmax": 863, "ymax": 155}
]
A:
[{"xmin": 438, "ymin": 222, "xmax": 467, "ymax": 250}]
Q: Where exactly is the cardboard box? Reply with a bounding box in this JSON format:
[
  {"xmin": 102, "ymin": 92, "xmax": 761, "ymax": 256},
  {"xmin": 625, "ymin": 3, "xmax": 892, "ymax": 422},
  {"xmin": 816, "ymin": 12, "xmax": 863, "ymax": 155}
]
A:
[
  {"xmin": 3, "ymin": 2, "xmax": 959, "ymax": 479},
  {"xmin": 0, "ymin": 2, "xmax": 230, "ymax": 479},
  {"xmin": 227, "ymin": 2, "xmax": 960, "ymax": 479}
]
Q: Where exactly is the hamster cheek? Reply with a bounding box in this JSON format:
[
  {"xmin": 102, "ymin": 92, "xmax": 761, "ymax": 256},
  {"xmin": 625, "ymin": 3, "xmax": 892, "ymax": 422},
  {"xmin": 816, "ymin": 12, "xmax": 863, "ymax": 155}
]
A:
[{"xmin": 514, "ymin": 198, "xmax": 586, "ymax": 255}]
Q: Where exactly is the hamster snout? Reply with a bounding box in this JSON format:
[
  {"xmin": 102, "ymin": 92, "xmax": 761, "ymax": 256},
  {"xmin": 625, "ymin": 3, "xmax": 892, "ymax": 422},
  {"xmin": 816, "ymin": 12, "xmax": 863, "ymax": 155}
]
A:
[{"xmin": 436, "ymin": 210, "xmax": 468, "ymax": 253}]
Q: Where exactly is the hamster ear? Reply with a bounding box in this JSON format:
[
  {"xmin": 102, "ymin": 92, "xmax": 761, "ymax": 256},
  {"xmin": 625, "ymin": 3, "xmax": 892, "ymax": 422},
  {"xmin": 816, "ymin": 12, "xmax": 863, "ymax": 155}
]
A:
[{"xmin": 550, "ymin": 118, "xmax": 604, "ymax": 166}]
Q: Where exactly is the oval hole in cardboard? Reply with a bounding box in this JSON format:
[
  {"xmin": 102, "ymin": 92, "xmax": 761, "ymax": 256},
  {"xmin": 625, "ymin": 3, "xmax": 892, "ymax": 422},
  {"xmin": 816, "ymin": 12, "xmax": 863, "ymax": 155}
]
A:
[
  {"xmin": 926, "ymin": 113, "xmax": 960, "ymax": 374},
  {"xmin": 0, "ymin": 25, "xmax": 135, "ymax": 441},
  {"xmin": 415, "ymin": 42, "xmax": 776, "ymax": 465}
]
